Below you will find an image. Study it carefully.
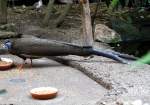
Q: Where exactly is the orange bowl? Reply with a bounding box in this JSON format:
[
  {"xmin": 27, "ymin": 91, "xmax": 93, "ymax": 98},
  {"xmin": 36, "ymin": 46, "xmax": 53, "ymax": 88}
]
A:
[
  {"xmin": 30, "ymin": 87, "xmax": 58, "ymax": 100},
  {"xmin": 0, "ymin": 58, "xmax": 13, "ymax": 70}
]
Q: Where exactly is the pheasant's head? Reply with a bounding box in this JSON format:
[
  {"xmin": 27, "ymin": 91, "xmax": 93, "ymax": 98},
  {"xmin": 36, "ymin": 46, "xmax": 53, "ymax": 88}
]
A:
[
  {"xmin": 0, "ymin": 40, "xmax": 12, "ymax": 54},
  {"xmin": 2, "ymin": 39, "xmax": 12, "ymax": 50}
]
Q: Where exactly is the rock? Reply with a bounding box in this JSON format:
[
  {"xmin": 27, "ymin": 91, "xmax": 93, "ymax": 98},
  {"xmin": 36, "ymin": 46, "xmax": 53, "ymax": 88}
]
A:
[
  {"xmin": 60, "ymin": 0, "xmax": 73, "ymax": 3},
  {"xmin": 22, "ymin": 5, "xmax": 26, "ymax": 9},
  {"xmin": 21, "ymin": 34, "xmax": 38, "ymax": 38},
  {"xmin": 14, "ymin": 8, "xmax": 26, "ymax": 13},
  {"xmin": 94, "ymin": 24, "xmax": 121, "ymax": 43},
  {"xmin": 0, "ymin": 31, "xmax": 18, "ymax": 39},
  {"xmin": 116, "ymin": 99, "xmax": 149, "ymax": 105}
]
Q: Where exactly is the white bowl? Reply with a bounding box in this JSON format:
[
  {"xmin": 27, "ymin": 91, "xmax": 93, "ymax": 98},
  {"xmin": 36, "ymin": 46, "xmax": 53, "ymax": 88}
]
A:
[
  {"xmin": 0, "ymin": 57, "xmax": 13, "ymax": 70},
  {"xmin": 30, "ymin": 87, "xmax": 58, "ymax": 100}
]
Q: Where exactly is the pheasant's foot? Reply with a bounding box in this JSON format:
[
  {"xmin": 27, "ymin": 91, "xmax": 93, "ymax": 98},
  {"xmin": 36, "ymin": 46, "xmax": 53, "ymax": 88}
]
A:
[
  {"xmin": 16, "ymin": 64, "xmax": 24, "ymax": 72},
  {"xmin": 30, "ymin": 59, "xmax": 33, "ymax": 68},
  {"xmin": 84, "ymin": 55, "xmax": 94, "ymax": 60},
  {"xmin": 16, "ymin": 60, "xmax": 26, "ymax": 71}
]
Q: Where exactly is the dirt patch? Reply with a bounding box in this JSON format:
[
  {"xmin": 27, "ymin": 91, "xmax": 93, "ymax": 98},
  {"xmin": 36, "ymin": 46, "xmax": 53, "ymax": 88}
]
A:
[{"xmin": 7, "ymin": 5, "xmax": 83, "ymax": 43}]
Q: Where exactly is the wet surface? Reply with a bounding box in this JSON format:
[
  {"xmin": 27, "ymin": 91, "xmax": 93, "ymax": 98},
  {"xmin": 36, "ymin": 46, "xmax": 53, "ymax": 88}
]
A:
[{"xmin": 9, "ymin": 78, "xmax": 26, "ymax": 83}]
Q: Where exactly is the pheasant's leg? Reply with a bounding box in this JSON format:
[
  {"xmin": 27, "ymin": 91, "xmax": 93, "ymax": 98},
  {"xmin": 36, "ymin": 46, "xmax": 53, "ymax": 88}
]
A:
[
  {"xmin": 30, "ymin": 59, "xmax": 33, "ymax": 68},
  {"xmin": 16, "ymin": 60, "xmax": 26, "ymax": 79},
  {"xmin": 17, "ymin": 60, "xmax": 26, "ymax": 71}
]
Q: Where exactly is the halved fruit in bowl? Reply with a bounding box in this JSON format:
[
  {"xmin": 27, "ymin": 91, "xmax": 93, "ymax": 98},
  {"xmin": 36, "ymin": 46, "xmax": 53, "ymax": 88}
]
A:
[
  {"xmin": 30, "ymin": 87, "xmax": 58, "ymax": 100},
  {"xmin": 0, "ymin": 57, "xmax": 13, "ymax": 70}
]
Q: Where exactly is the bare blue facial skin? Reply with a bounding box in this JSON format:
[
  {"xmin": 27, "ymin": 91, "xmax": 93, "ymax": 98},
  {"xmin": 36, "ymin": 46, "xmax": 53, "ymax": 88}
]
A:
[
  {"xmin": 3, "ymin": 40, "xmax": 12, "ymax": 50},
  {"xmin": 0, "ymin": 40, "xmax": 11, "ymax": 54}
]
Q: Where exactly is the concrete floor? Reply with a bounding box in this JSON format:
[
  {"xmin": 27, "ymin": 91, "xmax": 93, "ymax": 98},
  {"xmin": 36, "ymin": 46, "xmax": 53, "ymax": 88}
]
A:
[
  {"xmin": 56, "ymin": 55, "xmax": 150, "ymax": 104},
  {"xmin": 0, "ymin": 55, "xmax": 106, "ymax": 105}
]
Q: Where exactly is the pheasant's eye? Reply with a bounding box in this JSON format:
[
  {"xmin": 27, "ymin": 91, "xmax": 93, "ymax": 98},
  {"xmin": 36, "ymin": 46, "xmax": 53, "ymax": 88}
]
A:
[{"xmin": 4, "ymin": 39, "xmax": 10, "ymax": 43}]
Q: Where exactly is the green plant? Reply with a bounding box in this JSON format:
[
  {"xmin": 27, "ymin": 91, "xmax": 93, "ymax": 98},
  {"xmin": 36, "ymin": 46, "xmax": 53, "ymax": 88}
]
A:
[{"xmin": 104, "ymin": 0, "xmax": 149, "ymax": 9}]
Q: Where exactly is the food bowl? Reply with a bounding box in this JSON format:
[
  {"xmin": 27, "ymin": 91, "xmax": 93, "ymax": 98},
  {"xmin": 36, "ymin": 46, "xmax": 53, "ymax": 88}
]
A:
[
  {"xmin": 0, "ymin": 57, "xmax": 13, "ymax": 70},
  {"xmin": 30, "ymin": 87, "xmax": 58, "ymax": 100}
]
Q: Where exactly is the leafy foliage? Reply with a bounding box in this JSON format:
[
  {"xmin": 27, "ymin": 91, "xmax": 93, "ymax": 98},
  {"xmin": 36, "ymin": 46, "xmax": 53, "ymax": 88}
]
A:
[{"xmin": 104, "ymin": 0, "xmax": 149, "ymax": 8}]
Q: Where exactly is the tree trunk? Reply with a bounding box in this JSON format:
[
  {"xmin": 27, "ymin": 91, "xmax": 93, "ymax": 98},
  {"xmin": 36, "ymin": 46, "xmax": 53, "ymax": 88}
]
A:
[
  {"xmin": 80, "ymin": 0, "xmax": 93, "ymax": 47},
  {"xmin": 55, "ymin": 3, "xmax": 72, "ymax": 27},
  {"xmin": 43, "ymin": 0, "xmax": 55, "ymax": 26},
  {"xmin": 0, "ymin": 0, "xmax": 7, "ymax": 24},
  {"xmin": 91, "ymin": 0, "xmax": 101, "ymax": 35}
]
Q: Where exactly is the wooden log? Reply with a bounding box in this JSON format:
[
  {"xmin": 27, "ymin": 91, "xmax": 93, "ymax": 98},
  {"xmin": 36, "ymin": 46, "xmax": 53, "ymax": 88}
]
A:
[
  {"xmin": 55, "ymin": 3, "xmax": 72, "ymax": 27},
  {"xmin": 0, "ymin": 0, "xmax": 7, "ymax": 24},
  {"xmin": 43, "ymin": 0, "xmax": 55, "ymax": 26},
  {"xmin": 0, "ymin": 31, "xmax": 18, "ymax": 39}
]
